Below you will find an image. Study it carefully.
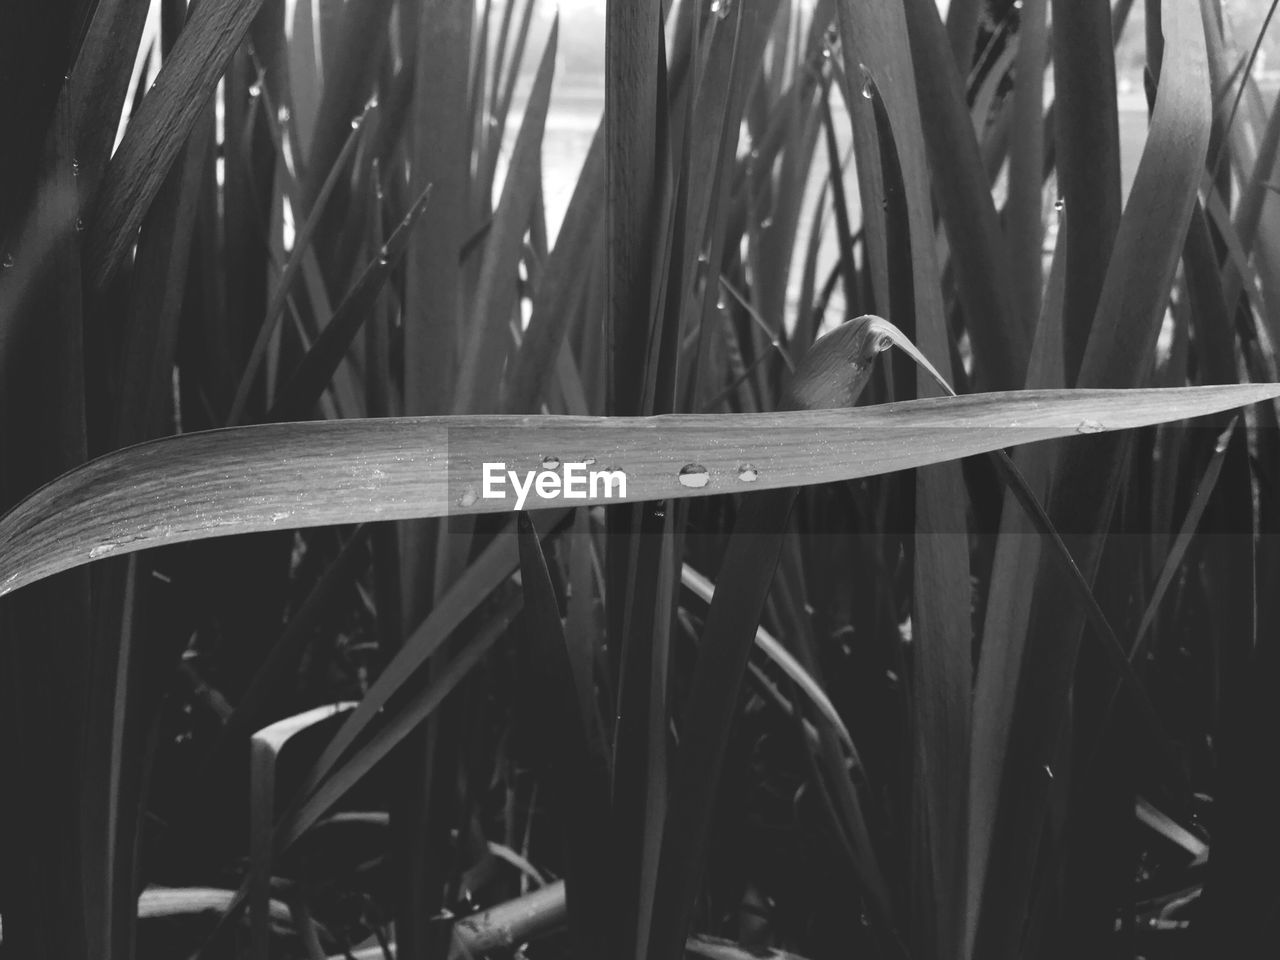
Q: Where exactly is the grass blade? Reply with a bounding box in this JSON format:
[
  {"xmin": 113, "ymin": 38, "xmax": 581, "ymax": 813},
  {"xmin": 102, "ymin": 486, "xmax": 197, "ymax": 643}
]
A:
[
  {"xmin": 299, "ymin": 0, "xmax": 396, "ymax": 210},
  {"xmin": 0, "ymin": 96, "xmax": 91, "ymax": 960},
  {"xmin": 114, "ymin": 107, "xmax": 213, "ymax": 446},
  {"xmin": 862, "ymin": 59, "xmax": 975, "ymax": 956},
  {"xmin": 504, "ymin": 128, "xmax": 606, "ymax": 413},
  {"xmin": 274, "ymin": 600, "xmax": 517, "ymax": 849},
  {"xmin": 902, "ymin": 0, "xmax": 1026, "ymax": 389},
  {"xmin": 1006, "ymin": 0, "xmax": 1048, "ymax": 332},
  {"xmin": 972, "ymin": 1, "xmax": 1213, "ymax": 952},
  {"xmin": 679, "ymin": 562, "xmax": 856, "ymax": 756},
  {"xmin": 648, "ymin": 314, "xmax": 941, "ymax": 959},
  {"xmin": 268, "ymin": 184, "xmax": 433, "ymax": 423},
  {"xmin": 84, "ymin": 0, "xmax": 268, "ymax": 294},
  {"xmin": 227, "ymin": 97, "xmax": 379, "ymax": 426},
  {"xmin": 3, "ymin": 387, "xmax": 1279, "ymax": 599},
  {"xmin": 516, "ymin": 514, "xmax": 611, "ymax": 957},
  {"xmin": 455, "ymin": 19, "xmax": 557, "ymax": 414},
  {"xmin": 67, "ymin": 0, "xmax": 154, "ymax": 203},
  {"xmin": 606, "ymin": 0, "xmax": 661, "ymax": 417},
  {"xmin": 1128, "ymin": 417, "xmax": 1236, "ymax": 662},
  {"xmin": 1052, "ymin": 0, "xmax": 1123, "ymax": 384}
]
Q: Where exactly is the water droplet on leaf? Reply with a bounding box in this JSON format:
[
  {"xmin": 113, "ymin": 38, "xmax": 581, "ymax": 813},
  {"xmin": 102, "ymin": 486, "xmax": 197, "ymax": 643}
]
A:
[
  {"xmin": 248, "ymin": 82, "xmax": 262, "ymax": 98},
  {"xmin": 694, "ymin": 251, "xmax": 710, "ymax": 295},
  {"xmin": 2, "ymin": 253, "xmax": 13, "ymax": 269},
  {"xmin": 678, "ymin": 463, "xmax": 709, "ymax": 488},
  {"xmin": 542, "ymin": 455, "xmax": 561, "ymax": 469},
  {"xmin": 710, "ymin": 0, "xmax": 731, "ymax": 20},
  {"xmin": 458, "ymin": 485, "xmax": 478, "ymax": 508},
  {"xmin": 277, "ymin": 105, "xmax": 291, "ymax": 125},
  {"xmin": 89, "ymin": 543, "xmax": 117, "ymax": 559},
  {"xmin": 737, "ymin": 464, "xmax": 759, "ymax": 483},
  {"xmin": 1076, "ymin": 420, "xmax": 1105, "ymax": 434},
  {"xmin": 74, "ymin": 217, "xmax": 84, "ymax": 232},
  {"xmin": 1054, "ymin": 197, "xmax": 1065, "ymax": 212},
  {"xmin": 71, "ymin": 158, "xmax": 80, "ymax": 176},
  {"xmin": 859, "ymin": 65, "xmax": 874, "ymax": 100}
]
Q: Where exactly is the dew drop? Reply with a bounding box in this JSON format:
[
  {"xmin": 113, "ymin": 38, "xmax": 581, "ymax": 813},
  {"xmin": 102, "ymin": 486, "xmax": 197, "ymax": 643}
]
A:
[
  {"xmin": 678, "ymin": 463, "xmax": 710, "ymax": 488},
  {"xmin": 859, "ymin": 64, "xmax": 874, "ymax": 100},
  {"xmin": 351, "ymin": 115, "xmax": 363, "ymax": 130},
  {"xmin": 542, "ymin": 455, "xmax": 561, "ymax": 469},
  {"xmin": 710, "ymin": 0, "xmax": 731, "ymax": 20},
  {"xmin": 737, "ymin": 463, "xmax": 759, "ymax": 483},
  {"xmin": 458, "ymin": 485, "xmax": 478, "ymax": 508},
  {"xmin": 71, "ymin": 158, "xmax": 80, "ymax": 177},
  {"xmin": 365, "ymin": 92, "xmax": 380, "ymax": 111},
  {"xmin": 760, "ymin": 215, "xmax": 774, "ymax": 229},
  {"xmin": 1054, "ymin": 196, "xmax": 1065, "ymax": 212},
  {"xmin": 583, "ymin": 457, "xmax": 597, "ymax": 466},
  {"xmin": 1043, "ymin": 764, "xmax": 1055, "ymax": 780},
  {"xmin": 377, "ymin": 244, "xmax": 389, "ymax": 266},
  {"xmin": 74, "ymin": 217, "xmax": 85, "ymax": 233},
  {"xmin": 2, "ymin": 252, "xmax": 13, "ymax": 269},
  {"xmin": 89, "ymin": 543, "xmax": 117, "ymax": 559},
  {"xmin": 277, "ymin": 105, "xmax": 291, "ymax": 125},
  {"xmin": 1076, "ymin": 419, "xmax": 1105, "ymax": 434},
  {"xmin": 248, "ymin": 81, "xmax": 262, "ymax": 99},
  {"xmin": 694, "ymin": 251, "xmax": 710, "ymax": 294}
]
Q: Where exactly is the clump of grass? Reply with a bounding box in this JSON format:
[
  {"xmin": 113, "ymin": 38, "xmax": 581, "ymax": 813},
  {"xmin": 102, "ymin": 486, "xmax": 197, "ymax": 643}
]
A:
[{"xmin": 1, "ymin": 1, "xmax": 1279, "ymax": 959}]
